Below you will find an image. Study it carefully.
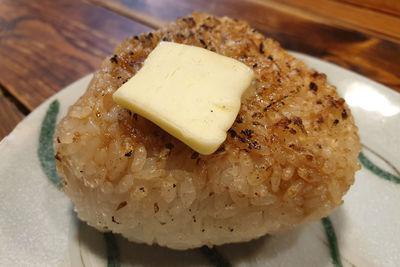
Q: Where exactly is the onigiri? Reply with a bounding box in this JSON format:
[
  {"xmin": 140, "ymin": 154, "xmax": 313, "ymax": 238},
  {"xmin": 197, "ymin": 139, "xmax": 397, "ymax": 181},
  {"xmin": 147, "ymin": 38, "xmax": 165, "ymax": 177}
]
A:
[{"xmin": 54, "ymin": 12, "xmax": 361, "ymax": 250}]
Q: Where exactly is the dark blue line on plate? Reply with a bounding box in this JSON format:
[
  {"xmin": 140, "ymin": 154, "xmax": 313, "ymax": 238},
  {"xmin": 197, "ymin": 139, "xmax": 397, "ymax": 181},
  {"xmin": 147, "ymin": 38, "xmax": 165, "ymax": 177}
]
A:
[
  {"xmin": 38, "ymin": 100, "xmax": 62, "ymax": 188},
  {"xmin": 321, "ymin": 217, "xmax": 342, "ymax": 267}
]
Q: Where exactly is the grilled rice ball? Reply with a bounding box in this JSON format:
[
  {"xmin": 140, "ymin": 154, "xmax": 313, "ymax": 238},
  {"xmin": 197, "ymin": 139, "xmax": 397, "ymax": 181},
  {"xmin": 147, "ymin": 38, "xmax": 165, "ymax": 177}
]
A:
[{"xmin": 54, "ymin": 12, "xmax": 361, "ymax": 250}]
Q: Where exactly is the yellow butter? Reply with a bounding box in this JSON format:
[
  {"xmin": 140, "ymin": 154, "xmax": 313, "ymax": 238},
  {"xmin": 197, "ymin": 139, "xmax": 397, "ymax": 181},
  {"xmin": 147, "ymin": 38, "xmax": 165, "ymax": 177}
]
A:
[{"xmin": 113, "ymin": 42, "xmax": 253, "ymax": 155}]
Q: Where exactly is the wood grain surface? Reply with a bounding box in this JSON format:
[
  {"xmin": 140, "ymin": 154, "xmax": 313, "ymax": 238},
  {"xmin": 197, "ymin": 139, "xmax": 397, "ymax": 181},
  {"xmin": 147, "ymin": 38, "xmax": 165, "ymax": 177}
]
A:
[
  {"xmin": 0, "ymin": 86, "xmax": 26, "ymax": 139},
  {"xmin": 341, "ymin": 0, "xmax": 400, "ymax": 16},
  {"xmin": 89, "ymin": 0, "xmax": 400, "ymax": 93},
  {"xmin": 0, "ymin": 0, "xmax": 150, "ymax": 111},
  {"xmin": 275, "ymin": 0, "xmax": 400, "ymax": 42},
  {"xmin": 0, "ymin": 0, "xmax": 399, "ymax": 140}
]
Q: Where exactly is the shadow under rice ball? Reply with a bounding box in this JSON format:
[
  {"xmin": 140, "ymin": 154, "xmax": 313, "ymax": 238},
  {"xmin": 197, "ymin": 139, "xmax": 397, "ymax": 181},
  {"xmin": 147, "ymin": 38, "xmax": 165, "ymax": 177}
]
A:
[{"xmin": 54, "ymin": 12, "xmax": 361, "ymax": 250}]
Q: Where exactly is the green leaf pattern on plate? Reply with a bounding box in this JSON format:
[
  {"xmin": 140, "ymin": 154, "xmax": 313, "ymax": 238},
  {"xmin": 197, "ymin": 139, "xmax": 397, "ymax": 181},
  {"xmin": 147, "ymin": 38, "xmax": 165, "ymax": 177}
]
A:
[
  {"xmin": 359, "ymin": 152, "xmax": 400, "ymax": 184},
  {"xmin": 104, "ymin": 233, "xmax": 121, "ymax": 267},
  {"xmin": 322, "ymin": 217, "xmax": 342, "ymax": 267},
  {"xmin": 38, "ymin": 100, "xmax": 62, "ymax": 188},
  {"xmin": 200, "ymin": 246, "xmax": 232, "ymax": 267}
]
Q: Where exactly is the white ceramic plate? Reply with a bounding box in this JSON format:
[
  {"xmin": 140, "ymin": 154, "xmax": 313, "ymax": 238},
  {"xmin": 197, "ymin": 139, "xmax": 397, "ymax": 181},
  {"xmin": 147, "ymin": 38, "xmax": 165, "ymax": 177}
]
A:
[{"xmin": 1, "ymin": 52, "xmax": 399, "ymax": 267}]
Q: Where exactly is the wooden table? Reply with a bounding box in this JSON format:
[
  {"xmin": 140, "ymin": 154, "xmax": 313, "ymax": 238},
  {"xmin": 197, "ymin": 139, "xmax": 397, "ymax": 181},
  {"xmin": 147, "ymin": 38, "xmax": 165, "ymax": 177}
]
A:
[{"xmin": 1, "ymin": 0, "xmax": 399, "ymax": 140}]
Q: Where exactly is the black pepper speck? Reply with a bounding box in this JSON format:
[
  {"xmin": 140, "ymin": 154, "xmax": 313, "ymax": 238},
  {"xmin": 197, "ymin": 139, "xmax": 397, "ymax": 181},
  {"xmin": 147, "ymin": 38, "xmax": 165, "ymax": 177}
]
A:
[
  {"xmin": 165, "ymin": 143, "xmax": 174, "ymax": 149},
  {"xmin": 309, "ymin": 82, "xmax": 318, "ymax": 92},
  {"xmin": 259, "ymin": 42, "xmax": 264, "ymax": 54},
  {"xmin": 110, "ymin": 54, "xmax": 118, "ymax": 64}
]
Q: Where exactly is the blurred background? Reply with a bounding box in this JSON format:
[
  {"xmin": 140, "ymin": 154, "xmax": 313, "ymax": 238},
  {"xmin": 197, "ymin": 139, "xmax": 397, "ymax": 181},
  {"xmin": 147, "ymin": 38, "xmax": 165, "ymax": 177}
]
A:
[{"xmin": 0, "ymin": 0, "xmax": 399, "ymax": 139}]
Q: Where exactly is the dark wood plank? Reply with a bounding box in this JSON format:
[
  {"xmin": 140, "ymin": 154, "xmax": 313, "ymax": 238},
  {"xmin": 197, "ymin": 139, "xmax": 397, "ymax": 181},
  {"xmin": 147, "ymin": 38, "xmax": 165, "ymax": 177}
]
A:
[
  {"xmin": 271, "ymin": 0, "xmax": 400, "ymax": 43},
  {"xmin": 89, "ymin": 0, "xmax": 400, "ymax": 43},
  {"xmin": 89, "ymin": 0, "xmax": 400, "ymax": 92},
  {"xmin": 339, "ymin": 0, "xmax": 400, "ymax": 16},
  {"xmin": 0, "ymin": 86, "xmax": 26, "ymax": 140},
  {"xmin": 0, "ymin": 0, "xmax": 151, "ymax": 110}
]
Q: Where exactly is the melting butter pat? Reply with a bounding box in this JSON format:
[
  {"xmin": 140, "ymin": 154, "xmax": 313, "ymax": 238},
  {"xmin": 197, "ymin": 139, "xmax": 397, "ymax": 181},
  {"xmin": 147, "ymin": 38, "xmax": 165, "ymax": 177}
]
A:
[{"xmin": 113, "ymin": 42, "xmax": 253, "ymax": 155}]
